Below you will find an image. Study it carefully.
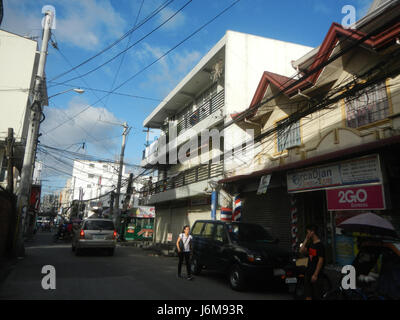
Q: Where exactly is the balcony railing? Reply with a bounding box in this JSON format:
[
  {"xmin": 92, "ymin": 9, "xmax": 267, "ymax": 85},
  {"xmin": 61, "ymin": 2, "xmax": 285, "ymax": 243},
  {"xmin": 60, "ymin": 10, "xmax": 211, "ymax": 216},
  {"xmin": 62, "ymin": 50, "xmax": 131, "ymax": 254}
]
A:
[
  {"xmin": 141, "ymin": 161, "xmax": 223, "ymax": 196},
  {"xmin": 177, "ymin": 89, "xmax": 224, "ymax": 135},
  {"xmin": 142, "ymin": 90, "xmax": 224, "ymax": 161}
]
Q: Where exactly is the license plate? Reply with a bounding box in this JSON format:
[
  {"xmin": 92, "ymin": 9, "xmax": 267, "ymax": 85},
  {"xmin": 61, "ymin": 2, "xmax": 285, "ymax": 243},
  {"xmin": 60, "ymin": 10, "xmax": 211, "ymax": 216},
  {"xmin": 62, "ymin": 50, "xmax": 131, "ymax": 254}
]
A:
[
  {"xmin": 93, "ymin": 235, "xmax": 104, "ymax": 240},
  {"xmin": 273, "ymin": 268, "xmax": 285, "ymax": 276},
  {"xmin": 285, "ymin": 277, "xmax": 297, "ymax": 284}
]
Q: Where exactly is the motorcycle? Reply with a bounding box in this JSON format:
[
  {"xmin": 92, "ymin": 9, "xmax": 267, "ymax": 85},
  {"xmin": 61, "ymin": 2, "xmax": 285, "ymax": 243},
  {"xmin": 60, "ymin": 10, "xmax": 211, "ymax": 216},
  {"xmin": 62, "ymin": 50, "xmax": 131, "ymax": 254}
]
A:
[
  {"xmin": 283, "ymin": 247, "xmax": 332, "ymax": 300},
  {"xmin": 322, "ymin": 238, "xmax": 400, "ymax": 300},
  {"xmin": 53, "ymin": 228, "xmax": 73, "ymax": 243}
]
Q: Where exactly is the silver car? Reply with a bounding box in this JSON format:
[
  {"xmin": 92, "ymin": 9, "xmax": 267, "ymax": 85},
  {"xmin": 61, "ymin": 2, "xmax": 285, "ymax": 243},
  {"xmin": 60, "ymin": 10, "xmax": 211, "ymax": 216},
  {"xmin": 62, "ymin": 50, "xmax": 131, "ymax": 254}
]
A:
[{"xmin": 72, "ymin": 218, "xmax": 117, "ymax": 256}]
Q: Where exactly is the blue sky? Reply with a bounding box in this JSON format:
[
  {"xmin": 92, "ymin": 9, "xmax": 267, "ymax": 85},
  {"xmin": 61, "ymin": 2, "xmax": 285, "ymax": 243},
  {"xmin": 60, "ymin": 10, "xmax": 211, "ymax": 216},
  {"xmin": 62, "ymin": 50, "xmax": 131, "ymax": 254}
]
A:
[{"xmin": 1, "ymin": 0, "xmax": 374, "ymax": 194}]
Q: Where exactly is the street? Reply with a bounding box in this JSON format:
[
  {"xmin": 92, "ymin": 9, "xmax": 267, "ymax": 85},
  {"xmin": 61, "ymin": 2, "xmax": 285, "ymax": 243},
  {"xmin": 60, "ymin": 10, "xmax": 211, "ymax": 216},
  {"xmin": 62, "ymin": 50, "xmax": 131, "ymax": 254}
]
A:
[{"xmin": 0, "ymin": 232, "xmax": 292, "ymax": 300}]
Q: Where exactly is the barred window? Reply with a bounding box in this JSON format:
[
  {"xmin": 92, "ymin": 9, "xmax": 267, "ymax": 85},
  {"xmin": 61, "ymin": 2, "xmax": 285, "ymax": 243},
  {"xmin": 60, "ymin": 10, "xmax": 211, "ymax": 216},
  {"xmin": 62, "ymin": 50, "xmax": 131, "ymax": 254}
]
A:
[
  {"xmin": 345, "ymin": 82, "xmax": 389, "ymax": 128},
  {"xmin": 277, "ymin": 119, "xmax": 301, "ymax": 152}
]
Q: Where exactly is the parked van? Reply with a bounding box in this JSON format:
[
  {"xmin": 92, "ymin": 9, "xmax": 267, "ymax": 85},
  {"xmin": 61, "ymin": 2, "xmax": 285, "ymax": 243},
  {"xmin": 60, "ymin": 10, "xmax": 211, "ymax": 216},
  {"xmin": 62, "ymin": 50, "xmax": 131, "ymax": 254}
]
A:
[{"xmin": 190, "ymin": 220, "xmax": 294, "ymax": 291}]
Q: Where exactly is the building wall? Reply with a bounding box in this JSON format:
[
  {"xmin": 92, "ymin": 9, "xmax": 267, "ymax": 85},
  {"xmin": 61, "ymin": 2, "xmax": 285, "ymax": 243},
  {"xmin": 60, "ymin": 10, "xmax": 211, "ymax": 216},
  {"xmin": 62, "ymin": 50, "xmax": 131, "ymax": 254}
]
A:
[
  {"xmin": 223, "ymin": 31, "xmax": 313, "ymax": 173},
  {"xmin": 71, "ymin": 160, "xmax": 129, "ymax": 204},
  {"xmin": 0, "ymin": 30, "xmax": 38, "ymax": 143},
  {"xmin": 229, "ymin": 51, "xmax": 400, "ymax": 178}
]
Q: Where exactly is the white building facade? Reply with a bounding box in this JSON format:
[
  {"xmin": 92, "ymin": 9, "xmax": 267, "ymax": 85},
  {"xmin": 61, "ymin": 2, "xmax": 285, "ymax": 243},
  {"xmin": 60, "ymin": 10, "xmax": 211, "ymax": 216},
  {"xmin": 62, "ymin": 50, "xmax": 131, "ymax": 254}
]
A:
[
  {"xmin": 0, "ymin": 29, "xmax": 46, "ymax": 190},
  {"xmin": 71, "ymin": 160, "xmax": 143, "ymax": 211},
  {"xmin": 140, "ymin": 30, "xmax": 313, "ymax": 244}
]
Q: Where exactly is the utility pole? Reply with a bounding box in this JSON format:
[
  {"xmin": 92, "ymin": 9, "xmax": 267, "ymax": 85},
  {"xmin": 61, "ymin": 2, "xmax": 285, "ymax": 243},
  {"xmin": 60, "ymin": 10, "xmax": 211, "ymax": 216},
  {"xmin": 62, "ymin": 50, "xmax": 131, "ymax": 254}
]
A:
[
  {"xmin": 113, "ymin": 122, "xmax": 129, "ymax": 233},
  {"xmin": 122, "ymin": 173, "xmax": 134, "ymax": 212},
  {"xmin": 6, "ymin": 128, "xmax": 14, "ymax": 193},
  {"xmin": 15, "ymin": 10, "xmax": 53, "ymax": 257}
]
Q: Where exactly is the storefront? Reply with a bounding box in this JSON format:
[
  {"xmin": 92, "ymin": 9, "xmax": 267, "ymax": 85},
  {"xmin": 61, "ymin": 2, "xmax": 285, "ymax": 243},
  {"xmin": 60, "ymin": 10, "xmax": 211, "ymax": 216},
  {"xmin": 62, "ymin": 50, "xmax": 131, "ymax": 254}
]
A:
[{"xmin": 287, "ymin": 153, "xmax": 397, "ymax": 266}]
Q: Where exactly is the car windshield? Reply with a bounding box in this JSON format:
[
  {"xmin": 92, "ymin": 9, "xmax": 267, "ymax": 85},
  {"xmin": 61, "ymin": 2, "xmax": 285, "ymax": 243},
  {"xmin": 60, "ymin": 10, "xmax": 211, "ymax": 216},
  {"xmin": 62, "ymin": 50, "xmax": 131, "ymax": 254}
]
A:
[
  {"xmin": 227, "ymin": 223, "xmax": 274, "ymax": 243},
  {"xmin": 83, "ymin": 220, "xmax": 114, "ymax": 230}
]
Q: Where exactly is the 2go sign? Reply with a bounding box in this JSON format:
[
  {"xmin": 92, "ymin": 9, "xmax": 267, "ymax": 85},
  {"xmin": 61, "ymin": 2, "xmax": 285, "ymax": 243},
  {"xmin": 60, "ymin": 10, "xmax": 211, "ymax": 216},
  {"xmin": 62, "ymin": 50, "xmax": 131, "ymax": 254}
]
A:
[{"xmin": 326, "ymin": 185, "xmax": 385, "ymax": 211}]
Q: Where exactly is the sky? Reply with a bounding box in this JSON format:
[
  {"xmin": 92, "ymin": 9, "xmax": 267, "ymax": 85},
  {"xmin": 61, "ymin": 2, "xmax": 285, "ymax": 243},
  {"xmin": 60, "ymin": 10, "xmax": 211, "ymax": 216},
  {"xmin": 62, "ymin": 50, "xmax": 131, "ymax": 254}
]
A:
[{"xmin": 1, "ymin": 0, "xmax": 374, "ymax": 195}]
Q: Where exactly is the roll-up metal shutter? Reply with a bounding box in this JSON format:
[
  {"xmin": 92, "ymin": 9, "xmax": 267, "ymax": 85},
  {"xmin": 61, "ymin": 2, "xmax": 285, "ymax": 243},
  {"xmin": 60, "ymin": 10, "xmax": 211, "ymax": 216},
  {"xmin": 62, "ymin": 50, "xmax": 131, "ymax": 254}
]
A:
[
  {"xmin": 155, "ymin": 206, "xmax": 187, "ymax": 244},
  {"xmin": 187, "ymin": 204, "xmax": 212, "ymax": 229},
  {"xmin": 241, "ymin": 188, "xmax": 291, "ymax": 251}
]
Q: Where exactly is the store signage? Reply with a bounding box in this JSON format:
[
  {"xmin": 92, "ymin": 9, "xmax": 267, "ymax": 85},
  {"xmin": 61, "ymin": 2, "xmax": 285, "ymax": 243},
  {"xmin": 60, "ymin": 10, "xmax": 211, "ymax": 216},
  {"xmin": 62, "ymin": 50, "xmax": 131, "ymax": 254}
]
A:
[
  {"xmin": 136, "ymin": 206, "xmax": 155, "ymax": 218},
  {"xmin": 257, "ymin": 174, "xmax": 272, "ymax": 195},
  {"xmin": 326, "ymin": 185, "xmax": 385, "ymax": 211},
  {"xmin": 287, "ymin": 154, "xmax": 382, "ymax": 193},
  {"xmin": 167, "ymin": 233, "xmax": 173, "ymax": 242}
]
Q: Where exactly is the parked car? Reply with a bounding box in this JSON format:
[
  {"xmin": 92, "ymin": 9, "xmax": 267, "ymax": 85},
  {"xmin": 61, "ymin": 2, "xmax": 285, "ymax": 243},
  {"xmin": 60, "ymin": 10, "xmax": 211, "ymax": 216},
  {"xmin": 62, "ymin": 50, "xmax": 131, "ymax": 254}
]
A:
[
  {"xmin": 72, "ymin": 218, "xmax": 117, "ymax": 256},
  {"xmin": 190, "ymin": 220, "xmax": 294, "ymax": 291}
]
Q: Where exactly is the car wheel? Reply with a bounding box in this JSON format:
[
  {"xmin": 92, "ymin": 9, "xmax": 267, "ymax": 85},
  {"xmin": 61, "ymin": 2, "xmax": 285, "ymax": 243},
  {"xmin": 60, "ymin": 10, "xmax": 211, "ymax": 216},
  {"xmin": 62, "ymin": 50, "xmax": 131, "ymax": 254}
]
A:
[
  {"xmin": 229, "ymin": 264, "xmax": 246, "ymax": 291},
  {"xmin": 191, "ymin": 256, "xmax": 202, "ymax": 275},
  {"xmin": 72, "ymin": 245, "xmax": 75, "ymax": 252},
  {"xmin": 75, "ymin": 248, "xmax": 81, "ymax": 256},
  {"xmin": 108, "ymin": 248, "xmax": 115, "ymax": 256}
]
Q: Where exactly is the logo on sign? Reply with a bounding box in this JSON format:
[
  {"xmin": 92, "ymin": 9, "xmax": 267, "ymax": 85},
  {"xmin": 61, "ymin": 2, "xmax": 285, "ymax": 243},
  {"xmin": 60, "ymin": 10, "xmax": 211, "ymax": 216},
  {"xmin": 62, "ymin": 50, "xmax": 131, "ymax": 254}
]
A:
[
  {"xmin": 338, "ymin": 189, "xmax": 368, "ymax": 204},
  {"xmin": 327, "ymin": 185, "xmax": 385, "ymax": 211}
]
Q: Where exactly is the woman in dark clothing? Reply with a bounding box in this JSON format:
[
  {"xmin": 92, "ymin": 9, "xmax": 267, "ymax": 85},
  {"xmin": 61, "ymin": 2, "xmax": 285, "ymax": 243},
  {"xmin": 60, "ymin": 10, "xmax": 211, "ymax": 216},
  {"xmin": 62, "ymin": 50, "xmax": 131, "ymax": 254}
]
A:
[{"xmin": 176, "ymin": 225, "xmax": 193, "ymax": 280}]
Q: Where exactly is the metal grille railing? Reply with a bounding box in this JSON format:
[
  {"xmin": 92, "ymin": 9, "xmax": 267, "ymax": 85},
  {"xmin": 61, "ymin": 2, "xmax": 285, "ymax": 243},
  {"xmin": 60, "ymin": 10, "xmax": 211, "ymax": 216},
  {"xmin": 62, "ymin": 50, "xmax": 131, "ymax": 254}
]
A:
[
  {"xmin": 142, "ymin": 90, "xmax": 224, "ymax": 161},
  {"xmin": 177, "ymin": 90, "xmax": 224, "ymax": 135},
  {"xmin": 141, "ymin": 161, "xmax": 224, "ymax": 196}
]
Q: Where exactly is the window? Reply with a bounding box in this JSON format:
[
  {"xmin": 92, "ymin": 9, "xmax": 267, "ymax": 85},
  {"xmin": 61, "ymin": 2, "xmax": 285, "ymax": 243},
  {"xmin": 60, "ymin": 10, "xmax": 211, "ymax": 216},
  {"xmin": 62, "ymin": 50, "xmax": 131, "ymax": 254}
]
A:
[
  {"xmin": 202, "ymin": 223, "xmax": 215, "ymax": 238},
  {"xmin": 345, "ymin": 82, "xmax": 389, "ymax": 128},
  {"xmin": 277, "ymin": 119, "xmax": 301, "ymax": 152},
  {"xmin": 192, "ymin": 222, "xmax": 205, "ymax": 236},
  {"xmin": 83, "ymin": 220, "xmax": 114, "ymax": 230},
  {"xmin": 228, "ymin": 223, "xmax": 273, "ymax": 243},
  {"xmin": 87, "ymin": 184, "xmax": 92, "ymax": 188},
  {"xmin": 89, "ymin": 163, "xmax": 95, "ymax": 168},
  {"xmin": 214, "ymin": 224, "xmax": 227, "ymax": 243},
  {"xmin": 88, "ymin": 174, "xmax": 94, "ymax": 179}
]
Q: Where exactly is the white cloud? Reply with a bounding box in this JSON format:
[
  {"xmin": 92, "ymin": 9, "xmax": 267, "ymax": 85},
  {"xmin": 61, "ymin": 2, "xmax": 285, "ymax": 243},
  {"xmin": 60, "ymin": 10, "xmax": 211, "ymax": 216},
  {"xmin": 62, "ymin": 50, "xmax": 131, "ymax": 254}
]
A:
[
  {"xmin": 40, "ymin": 96, "xmax": 122, "ymax": 155},
  {"xmin": 136, "ymin": 42, "xmax": 202, "ymax": 96},
  {"xmin": 157, "ymin": 7, "xmax": 186, "ymax": 31},
  {"xmin": 1, "ymin": 0, "xmax": 127, "ymax": 51}
]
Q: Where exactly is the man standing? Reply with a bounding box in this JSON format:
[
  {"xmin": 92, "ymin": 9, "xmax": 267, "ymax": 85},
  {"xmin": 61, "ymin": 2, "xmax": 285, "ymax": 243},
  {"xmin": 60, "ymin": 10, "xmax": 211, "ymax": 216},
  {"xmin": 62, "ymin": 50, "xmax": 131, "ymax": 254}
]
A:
[{"xmin": 299, "ymin": 224, "xmax": 325, "ymax": 300}]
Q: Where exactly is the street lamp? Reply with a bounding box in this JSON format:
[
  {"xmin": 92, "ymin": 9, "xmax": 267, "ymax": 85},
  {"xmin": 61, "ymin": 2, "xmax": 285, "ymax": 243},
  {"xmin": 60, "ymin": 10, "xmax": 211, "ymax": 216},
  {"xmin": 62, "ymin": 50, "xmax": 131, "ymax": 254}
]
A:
[{"xmin": 47, "ymin": 88, "xmax": 85, "ymax": 100}]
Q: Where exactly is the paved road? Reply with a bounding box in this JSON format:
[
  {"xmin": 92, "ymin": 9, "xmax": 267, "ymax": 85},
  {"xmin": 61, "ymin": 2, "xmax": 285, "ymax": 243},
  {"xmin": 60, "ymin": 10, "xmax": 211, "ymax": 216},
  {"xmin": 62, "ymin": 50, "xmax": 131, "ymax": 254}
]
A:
[{"xmin": 0, "ymin": 232, "xmax": 292, "ymax": 300}]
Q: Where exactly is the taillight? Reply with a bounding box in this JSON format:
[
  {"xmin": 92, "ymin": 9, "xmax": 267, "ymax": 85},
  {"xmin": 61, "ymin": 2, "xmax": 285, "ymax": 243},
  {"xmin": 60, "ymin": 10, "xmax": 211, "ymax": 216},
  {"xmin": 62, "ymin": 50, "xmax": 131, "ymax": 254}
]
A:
[
  {"xmin": 80, "ymin": 230, "xmax": 85, "ymax": 239},
  {"xmin": 113, "ymin": 230, "xmax": 117, "ymax": 239},
  {"xmin": 286, "ymin": 271, "xmax": 293, "ymax": 277}
]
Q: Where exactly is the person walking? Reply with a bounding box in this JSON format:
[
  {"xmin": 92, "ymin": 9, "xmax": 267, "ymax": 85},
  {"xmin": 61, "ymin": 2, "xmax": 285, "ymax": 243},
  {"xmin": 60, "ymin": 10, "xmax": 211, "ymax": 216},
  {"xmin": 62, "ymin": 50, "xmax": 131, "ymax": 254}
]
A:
[
  {"xmin": 176, "ymin": 225, "xmax": 193, "ymax": 280},
  {"xmin": 299, "ymin": 224, "xmax": 326, "ymax": 300}
]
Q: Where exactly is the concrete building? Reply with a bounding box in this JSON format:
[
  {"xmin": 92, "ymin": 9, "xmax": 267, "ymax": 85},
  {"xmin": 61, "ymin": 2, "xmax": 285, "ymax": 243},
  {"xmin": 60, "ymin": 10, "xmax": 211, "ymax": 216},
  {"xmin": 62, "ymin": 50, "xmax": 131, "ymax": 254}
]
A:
[
  {"xmin": 0, "ymin": 29, "xmax": 47, "ymax": 190},
  {"xmin": 140, "ymin": 30, "xmax": 312, "ymax": 244},
  {"xmin": 219, "ymin": 0, "xmax": 400, "ymax": 264},
  {"xmin": 70, "ymin": 160, "xmax": 144, "ymax": 216}
]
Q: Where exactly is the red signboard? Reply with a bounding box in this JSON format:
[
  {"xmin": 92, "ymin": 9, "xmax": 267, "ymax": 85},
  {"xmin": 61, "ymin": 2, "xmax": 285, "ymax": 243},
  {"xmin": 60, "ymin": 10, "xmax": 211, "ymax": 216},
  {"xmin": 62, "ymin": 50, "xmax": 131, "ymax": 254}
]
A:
[
  {"xmin": 29, "ymin": 184, "xmax": 41, "ymax": 211},
  {"xmin": 326, "ymin": 185, "xmax": 385, "ymax": 211}
]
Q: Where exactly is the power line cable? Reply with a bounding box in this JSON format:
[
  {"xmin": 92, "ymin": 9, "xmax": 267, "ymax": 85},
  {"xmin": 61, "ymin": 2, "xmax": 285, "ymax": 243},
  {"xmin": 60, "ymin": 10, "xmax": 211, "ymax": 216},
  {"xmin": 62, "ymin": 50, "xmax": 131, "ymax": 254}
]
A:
[
  {"xmin": 103, "ymin": 0, "xmax": 145, "ymax": 108},
  {"xmin": 49, "ymin": 0, "xmax": 176, "ymax": 82},
  {"xmin": 52, "ymin": 0, "xmax": 194, "ymax": 85},
  {"xmin": 41, "ymin": 0, "xmax": 241, "ymax": 137}
]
